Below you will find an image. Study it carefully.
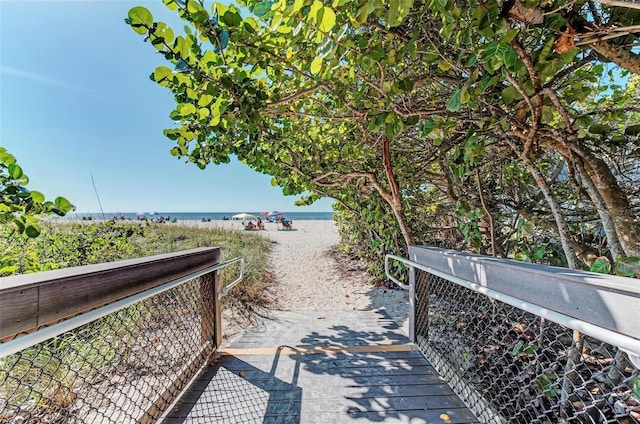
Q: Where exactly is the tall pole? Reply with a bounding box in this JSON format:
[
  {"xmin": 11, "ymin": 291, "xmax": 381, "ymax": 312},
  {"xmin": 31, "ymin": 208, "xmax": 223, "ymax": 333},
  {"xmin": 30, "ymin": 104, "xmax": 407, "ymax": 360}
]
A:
[{"xmin": 90, "ymin": 173, "xmax": 106, "ymax": 220}]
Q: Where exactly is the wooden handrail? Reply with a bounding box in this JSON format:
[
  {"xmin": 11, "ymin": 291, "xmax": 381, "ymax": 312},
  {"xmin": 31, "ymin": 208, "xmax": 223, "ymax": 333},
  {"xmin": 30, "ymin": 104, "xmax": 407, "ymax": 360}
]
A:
[{"xmin": 0, "ymin": 247, "xmax": 220, "ymax": 340}]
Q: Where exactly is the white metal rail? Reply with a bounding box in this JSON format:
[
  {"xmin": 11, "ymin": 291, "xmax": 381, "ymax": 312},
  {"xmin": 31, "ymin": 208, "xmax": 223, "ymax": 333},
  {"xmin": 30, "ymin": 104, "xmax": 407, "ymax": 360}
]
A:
[{"xmin": 385, "ymin": 254, "xmax": 640, "ymax": 368}]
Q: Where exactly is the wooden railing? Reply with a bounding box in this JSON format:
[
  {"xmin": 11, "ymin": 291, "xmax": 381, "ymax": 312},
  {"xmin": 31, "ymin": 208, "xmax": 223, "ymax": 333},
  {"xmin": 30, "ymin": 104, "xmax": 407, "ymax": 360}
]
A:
[
  {"xmin": 1, "ymin": 247, "xmax": 221, "ymax": 342},
  {"xmin": 0, "ymin": 247, "xmax": 243, "ymax": 423}
]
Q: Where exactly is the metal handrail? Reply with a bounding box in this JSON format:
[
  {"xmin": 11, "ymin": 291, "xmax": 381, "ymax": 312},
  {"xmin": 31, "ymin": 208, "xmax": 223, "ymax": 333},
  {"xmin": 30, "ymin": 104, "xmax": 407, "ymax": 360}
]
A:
[
  {"xmin": 384, "ymin": 254, "xmax": 410, "ymax": 290},
  {"xmin": 385, "ymin": 254, "xmax": 640, "ymax": 367},
  {"xmin": 217, "ymin": 256, "xmax": 245, "ymax": 299},
  {"xmin": 0, "ymin": 257, "xmax": 243, "ymax": 359}
]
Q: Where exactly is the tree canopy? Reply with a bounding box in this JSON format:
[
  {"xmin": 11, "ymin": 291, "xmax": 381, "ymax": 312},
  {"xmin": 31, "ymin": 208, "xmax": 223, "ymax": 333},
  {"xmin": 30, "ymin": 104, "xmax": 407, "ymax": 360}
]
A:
[{"xmin": 127, "ymin": 0, "xmax": 640, "ymax": 277}]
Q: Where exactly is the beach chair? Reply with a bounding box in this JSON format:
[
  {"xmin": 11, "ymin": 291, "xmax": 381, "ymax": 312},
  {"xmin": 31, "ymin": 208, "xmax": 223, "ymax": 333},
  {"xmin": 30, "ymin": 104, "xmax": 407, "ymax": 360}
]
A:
[{"xmin": 281, "ymin": 220, "xmax": 293, "ymax": 230}]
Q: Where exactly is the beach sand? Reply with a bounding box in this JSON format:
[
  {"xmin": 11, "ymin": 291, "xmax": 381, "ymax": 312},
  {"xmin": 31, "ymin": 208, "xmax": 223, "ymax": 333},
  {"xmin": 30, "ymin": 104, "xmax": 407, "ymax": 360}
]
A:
[{"xmin": 176, "ymin": 219, "xmax": 410, "ymax": 341}]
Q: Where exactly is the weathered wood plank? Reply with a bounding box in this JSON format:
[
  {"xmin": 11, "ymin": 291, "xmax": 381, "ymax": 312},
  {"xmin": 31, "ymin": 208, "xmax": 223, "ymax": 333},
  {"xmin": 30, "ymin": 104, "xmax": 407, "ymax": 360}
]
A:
[
  {"xmin": 0, "ymin": 287, "xmax": 38, "ymax": 340},
  {"xmin": 162, "ymin": 310, "xmax": 479, "ymax": 424},
  {"xmin": 219, "ymin": 355, "xmax": 429, "ymax": 370},
  {"xmin": 0, "ymin": 247, "xmax": 220, "ymax": 340},
  {"xmin": 178, "ymin": 383, "xmax": 456, "ymax": 403}
]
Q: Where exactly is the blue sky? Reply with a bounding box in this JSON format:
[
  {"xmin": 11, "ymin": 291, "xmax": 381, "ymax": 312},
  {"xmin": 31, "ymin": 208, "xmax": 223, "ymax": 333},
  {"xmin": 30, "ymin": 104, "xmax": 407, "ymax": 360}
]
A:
[{"xmin": 0, "ymin": 0, "xmax": 334, "ymax": 213}]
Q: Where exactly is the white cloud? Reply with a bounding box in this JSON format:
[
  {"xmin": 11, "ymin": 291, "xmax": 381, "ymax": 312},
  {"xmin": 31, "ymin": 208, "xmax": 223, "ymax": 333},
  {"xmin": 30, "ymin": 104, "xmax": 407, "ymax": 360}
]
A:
[{"xmin": 0, "ymin": 64, "xmax": 103, "ymax": 96}]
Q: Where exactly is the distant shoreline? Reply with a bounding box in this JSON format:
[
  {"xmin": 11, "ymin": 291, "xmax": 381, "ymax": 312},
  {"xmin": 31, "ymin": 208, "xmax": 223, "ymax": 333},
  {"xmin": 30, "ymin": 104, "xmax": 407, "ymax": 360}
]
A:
[{"xmin": 62, "ymin": 211, "xmax": 335, "ymax": 222}]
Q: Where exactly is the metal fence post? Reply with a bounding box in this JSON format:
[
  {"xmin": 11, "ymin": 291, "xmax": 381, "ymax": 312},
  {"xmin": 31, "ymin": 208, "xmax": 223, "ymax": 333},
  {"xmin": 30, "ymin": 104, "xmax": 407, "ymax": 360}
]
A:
[{"xmin": 409, "ymin": 264, "xmax": 416, "ymax": 343}]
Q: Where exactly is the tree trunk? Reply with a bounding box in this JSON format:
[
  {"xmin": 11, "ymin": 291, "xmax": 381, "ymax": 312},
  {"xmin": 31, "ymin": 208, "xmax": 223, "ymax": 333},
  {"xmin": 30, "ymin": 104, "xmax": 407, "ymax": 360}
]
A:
[
  {"xmin": 509, "ymin": 139, "xmax": 578, "ymax": 268},
  {"xmin": 575, "ymin": 162, "xmax": 623, "ymax": 260},
  {"xmin": 574, "ymin": 149, "xmax": 640, "ymax": 258},
  {"xmin": 382, "ymin": 135, "xmax": 414, "ymax": 248},
  {"xmin": 540, "ymin": 136, "xmax": 640, "ymax": 259}
]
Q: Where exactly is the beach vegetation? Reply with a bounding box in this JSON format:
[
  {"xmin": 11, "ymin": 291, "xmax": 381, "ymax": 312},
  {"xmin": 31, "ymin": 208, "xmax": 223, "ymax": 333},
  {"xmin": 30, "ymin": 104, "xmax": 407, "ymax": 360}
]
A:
[{"xmin": 126, "ymin": 0, "xmax": 639, "ymax": 277}]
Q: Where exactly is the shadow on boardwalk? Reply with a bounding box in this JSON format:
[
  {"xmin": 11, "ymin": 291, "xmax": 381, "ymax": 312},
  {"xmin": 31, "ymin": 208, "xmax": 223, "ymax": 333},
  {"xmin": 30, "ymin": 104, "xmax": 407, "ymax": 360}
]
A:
[{"xmin": 162, "ymin": 310, "xmax": 477, "ymax": 424}]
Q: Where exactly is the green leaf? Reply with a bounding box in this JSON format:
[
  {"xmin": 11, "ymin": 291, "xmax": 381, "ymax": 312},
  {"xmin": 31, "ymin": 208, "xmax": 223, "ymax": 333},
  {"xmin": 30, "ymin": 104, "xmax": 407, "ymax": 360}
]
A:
[
  {"xmin": 30, "ymin": 191, "xmax": 45, "ymax": 203},
  {"xmin": 153, "ymin": 66, "xmax": 172, "ymax": 82},
  {"xmin": 15, "ymin": 219, "xmax": 25, "ymax": 234},
  {"xmin": 614, "ymin": 256, "xmax": 639, "ymax": 277},
  {"xmin": 397, "ymin": 77, "xmax": 414, "ymax": 92},
  {"xmin": 588, "ymin": 124, "xmax": 610, "ymax": 135},
  {"xmin": 460, "ymin": 88, "xmax": 470, "ymax": 104},
  {"xmin": 512, "ymin": 341, "xmax": 524, "ymax": 356},
  {"xmin": 633, "ymin": 376, "xmax": 640, "ymax": 398},
  {"xmin": 590, "ymin": 256, "xmax": 612, "ymax": 274},
  {"xmin": 465, "ymin": 53, "xmax": 477, "ymax": 67},
  {"xmin": 438, "ymin": 60, "xmax": 452, "ymax": 71},
  {"xmin": 624, "ymin": 124, "xmax": 640, "ymax": 136},
  {"xmin": 421, "ymin": 119, "xmax": 435, "ymax": 137},
  {"xmin": 25, "ymin": 224, "xmax": 41, "ymax": 238},
  {"xmin": 221, "ymin": 10, "xmax": 242, "ymax": 27},
  {"xmin": 530, "ymin": 245, "xmax": 545, "ymax": 261},
  {"xmin": 128, "ymin": 6, "xmax": 153, "ymax": 32},
  {"xmin": 187, "ymin": 0, "xmax": 205, "ymax": 14},
  {"xmin": 385, "ymin": 123, "xmax": 396, "ymax": 139},
  {"xmin": 198, "ymin": 108, "xmax": 210, "ymax": 119},
  {"xmin": 292, "ymin": 0, "xmax": 304, "ymax": 13},
  {"xmin": 388, "ymin": 0, "xmax": 400, "ymax": 26},
  {"xmin": 446, "ymin": 90, "xmax": 463, "ymax": 112},
  {"xmin": 482, "ymin": 41, "xmax": 507, "ymax": 62},
  {"xmin": 198, "ymin": 94, "xmax": 214, "ymax": 107},
  {"xmin": 502, "ymin": 86, "xmax": 520, "ymax": 105},
  {"xmin": 501, "ymin": 28, "xmax": 519, "ymax": 43},
  {"xmin": 180, "ymin": 103, "xmax": 197, "ymax": 116},
  {"xmin": 317, "ymin": 6, "xmax": 336, "ymax": 32},
  {"xmin": 8, "ymin": 164, "xmax": 23, "ymax": 179},
  {"xmin": 310, "ymin": 57, "xmax": 323, "ymax": 74},
  {"xmin": 163, "ymin": 0, "xmax": 179, "ymax": 11},
  {"xmin": 388, "ymin": 0, "xmax": 412, "ymax": 26},
  {"xmin": 54, "ymin": 196, "xmax": 73, "ymax": 213},
  {"xmin": 251, "ymin": 1, "xmax": 274, "ymax": 17},
  {"xmin": 503, "ymin": 45, "xmax": 518, "ymax": 68},
  {"xmin": 0, "ymin": 150, "xmax": 16, "ymax": 166}
]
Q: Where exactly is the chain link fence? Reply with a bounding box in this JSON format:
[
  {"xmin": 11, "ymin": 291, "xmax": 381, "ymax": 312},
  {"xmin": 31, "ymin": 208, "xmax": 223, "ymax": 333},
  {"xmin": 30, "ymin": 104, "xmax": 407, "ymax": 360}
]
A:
[
  {"xmin": 414, "ymin": 269, "xmax": 640, "ymax": 424},
  {"xmin": 1, "ymin": 275, "xmax": 216, "ymax": 424}
]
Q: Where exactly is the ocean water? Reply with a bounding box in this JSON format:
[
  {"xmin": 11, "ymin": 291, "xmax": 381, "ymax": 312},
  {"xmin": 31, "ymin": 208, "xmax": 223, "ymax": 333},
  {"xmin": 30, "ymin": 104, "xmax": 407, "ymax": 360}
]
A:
[{"xmin": 65, "ymin": 211, "xmax": 334, "ymax": 221}]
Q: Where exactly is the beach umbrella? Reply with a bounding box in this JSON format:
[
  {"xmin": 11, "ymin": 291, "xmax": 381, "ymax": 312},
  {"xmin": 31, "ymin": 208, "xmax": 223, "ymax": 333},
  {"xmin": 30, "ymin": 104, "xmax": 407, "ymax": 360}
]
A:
[
  {"xmin": 231, "ymin": 213, "xmax": 257, "ymax": 224},
  {"xmin": 267, "ymin": 211, "xmax": 283, "ymax": 222},
  {"xmin": 259, "ymin": 211, "xmax": 269, "ymax": 216}
]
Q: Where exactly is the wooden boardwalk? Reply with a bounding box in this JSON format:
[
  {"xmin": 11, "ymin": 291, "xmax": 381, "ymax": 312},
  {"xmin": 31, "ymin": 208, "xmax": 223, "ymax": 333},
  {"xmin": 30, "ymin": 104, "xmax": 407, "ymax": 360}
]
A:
[{"xmin": 162, "ymin": 310, "xmax": 479, "ymax": 424}]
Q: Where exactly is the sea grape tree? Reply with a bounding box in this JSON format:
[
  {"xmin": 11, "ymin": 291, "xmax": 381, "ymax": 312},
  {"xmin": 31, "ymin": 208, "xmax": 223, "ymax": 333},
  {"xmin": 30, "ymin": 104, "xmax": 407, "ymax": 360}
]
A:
[
  {"xmin": 127, "ymin": 0, "xmax": 639, "ymax": 274},
  {"xmin": 0, "ymin": 147, "xmax": 74, "ymax": 238}
]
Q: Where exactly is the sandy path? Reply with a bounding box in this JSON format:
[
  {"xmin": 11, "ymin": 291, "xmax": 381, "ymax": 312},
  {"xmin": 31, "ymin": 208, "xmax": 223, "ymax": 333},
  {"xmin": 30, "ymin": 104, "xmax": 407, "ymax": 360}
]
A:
[{"xmin": 177, "ymin": 220, "xmax": 409, "ymax": 338}]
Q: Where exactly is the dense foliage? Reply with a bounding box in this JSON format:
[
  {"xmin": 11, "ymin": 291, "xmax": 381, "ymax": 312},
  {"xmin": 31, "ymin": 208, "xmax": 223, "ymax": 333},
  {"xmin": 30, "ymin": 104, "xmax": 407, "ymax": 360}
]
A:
[
  {"xmin": 126, "ymin": 0, "xmax": 640, "ymax": 276},
  {"xmin": 0, "ymin": 147, "xmax": 74, "ymax": 238}
]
